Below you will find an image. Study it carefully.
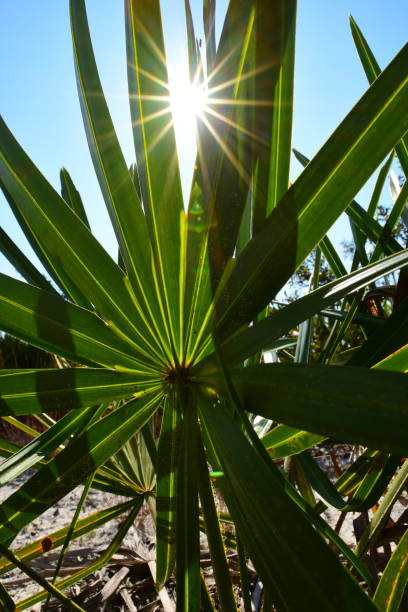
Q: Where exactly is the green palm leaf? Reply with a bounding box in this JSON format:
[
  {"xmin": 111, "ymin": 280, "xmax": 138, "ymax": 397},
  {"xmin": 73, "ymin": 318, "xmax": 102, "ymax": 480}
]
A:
[
  {"xmin": 198, "ymin": 396, "xmax": 376, "ymax": 611},
  {"xmin": 214, "ymin": 42, "xmax": 408, "ymax": 339},
  {"xmin": 0, "ymin": 368, "xmax": 159, "ymax": 416},
  {"xmin": 176, "ymin": 397, "xmax": 200, "ymax": 610},
  {"xmin": 203, "ymin": 364, "xmax": 408, "ymax": 455},
  {"xmin": 201, "ymin": 248, "xmax": 408, "ymax": 365},
  {"xmin": 156, "ymin": 397, "xmax": 182, "ymax": 586},
  {"xmin": 0, "ymin": 392, "xmax": 160, "ymax": 544},
  {"xmin": 0, "ymin": 273, "xmax": 163, "ymax": 370}
]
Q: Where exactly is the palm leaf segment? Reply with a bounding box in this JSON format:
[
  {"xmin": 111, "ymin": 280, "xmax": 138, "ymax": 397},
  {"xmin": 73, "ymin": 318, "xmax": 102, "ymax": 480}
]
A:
[{"xmin": 1, "ymin": 0, "xmax": 408, "ymax": 609}]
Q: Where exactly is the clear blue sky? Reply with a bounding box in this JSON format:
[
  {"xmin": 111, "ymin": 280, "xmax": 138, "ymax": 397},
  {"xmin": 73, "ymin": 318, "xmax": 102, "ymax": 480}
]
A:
[{"xmin": 1, "ymin": 1, "xmax": 407, "ymax": 281}]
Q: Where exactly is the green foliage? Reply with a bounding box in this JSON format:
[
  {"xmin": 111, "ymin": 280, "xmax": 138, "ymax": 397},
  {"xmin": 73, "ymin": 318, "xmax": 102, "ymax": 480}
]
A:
[{"xmin": 0, "ymin": 1, "xmax": 408, "ymax": 609}]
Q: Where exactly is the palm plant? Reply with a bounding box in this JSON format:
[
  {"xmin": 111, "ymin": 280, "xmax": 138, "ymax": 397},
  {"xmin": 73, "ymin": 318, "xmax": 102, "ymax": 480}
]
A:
[{"xmin": 0, "ymin": 1, "xmax": 408, "ymax": 609}]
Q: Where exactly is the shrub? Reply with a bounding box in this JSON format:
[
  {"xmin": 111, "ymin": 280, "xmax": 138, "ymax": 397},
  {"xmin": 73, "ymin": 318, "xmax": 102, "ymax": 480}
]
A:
[{"xmin": 0, "ymin": 1, "xmax": 408, "ymax": 609}]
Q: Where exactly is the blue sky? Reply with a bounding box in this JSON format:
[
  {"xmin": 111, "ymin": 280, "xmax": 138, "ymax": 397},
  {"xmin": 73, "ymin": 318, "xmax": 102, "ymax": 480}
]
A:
[{"xmin": 1, "ymin": 1, "xmax": 407, "ymax": 280}]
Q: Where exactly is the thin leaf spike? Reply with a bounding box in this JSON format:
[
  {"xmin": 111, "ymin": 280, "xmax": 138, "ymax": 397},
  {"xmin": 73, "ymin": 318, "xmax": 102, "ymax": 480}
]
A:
[
  {"xmin": 60, "ymin": 167, "xmax": 90, "ymax": 229},
  {"xmin": 203, "ymin": 0, "xmax": 216, "ymax": 74},
  {"xmin": 185, "ymin": 0, "xmax": 200, "ymax": 81},
  {"xmin": 253, "ymin": 0, "xmax": 297, "ymax": 233},
  {"xmin": 373, "ymin": 526, "xmax": 408, "ymax": 611},
  {"xmin": 156, "ymin": 398, "xmax": 182, "ymax": 587},
  {"xmin": 125, "ymin": 0, "xmax": 185, "ymax": 363},
  {"xmin": 0, "ymin": 227, "xmax": 56, "ymax": 294},
  {"xmin": 350, "ymin": 15, "xmax": 408, "ymax": 179}
]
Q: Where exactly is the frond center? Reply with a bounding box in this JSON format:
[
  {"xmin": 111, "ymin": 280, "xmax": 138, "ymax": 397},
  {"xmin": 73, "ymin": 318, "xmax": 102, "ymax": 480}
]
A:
[{"xmin": 163, "ymin": 363, "xmax": 193, "ymax": 389}]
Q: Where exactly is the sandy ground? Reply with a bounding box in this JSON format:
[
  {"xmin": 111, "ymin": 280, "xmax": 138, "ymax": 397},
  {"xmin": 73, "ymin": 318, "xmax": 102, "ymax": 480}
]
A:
[
  {"xmin": 0, "ymin": 456, "xmax": 406, "ymax": 609},
  {"xmin": 0, "ymin": 469, "xmax": 154, "ymax": 606}
]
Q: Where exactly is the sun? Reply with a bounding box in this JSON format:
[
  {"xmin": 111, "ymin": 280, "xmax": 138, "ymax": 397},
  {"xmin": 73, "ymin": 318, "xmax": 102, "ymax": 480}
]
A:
[{"xmin": 169, "ymin": 72, "xmax": 208, "ymax": 143}]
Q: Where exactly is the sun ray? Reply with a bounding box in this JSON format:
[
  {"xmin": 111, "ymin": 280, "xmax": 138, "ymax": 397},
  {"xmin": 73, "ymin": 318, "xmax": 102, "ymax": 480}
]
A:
[
  {"xmin": 198, "ymin": 113, "xmax": 251, "ymax": 186},
  {"xmin": 128, "ymin": 10, "xmax": 168, "ymax": 71},
  {"xmin": 131, "ymin": 105, "xmax": 172, "ymax": 128},
  {"xmin": 206, "ymin": 61, "xmax": 279, "ymax": 98},
  {"xmin": 208, "ymin": 97, "xmax": 273, "ymax": 108},
  {"xmin": 204, "ymin": 106, "xmax": 269, "ymax": 147},
  {"xmin": 128, "ymin": 41, "xmax": 277, "ymax": 207},
  {"xmin": 128, "ymin": 64, "xmax": 171, "ymax": 92},
  {"xmin": 205, "ymin": 45, "xmax": 238, "ymax": 86},
  {"xmin": 147, "ymin": 120, "xmax": 175, "ymax": 154}
]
